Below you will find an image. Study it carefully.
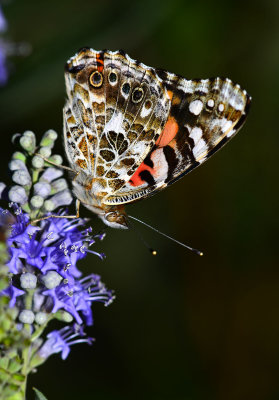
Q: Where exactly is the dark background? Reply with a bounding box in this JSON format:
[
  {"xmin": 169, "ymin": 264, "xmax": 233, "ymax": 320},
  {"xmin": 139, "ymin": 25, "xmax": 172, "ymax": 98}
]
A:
[{"xmin": 1, "ymin": 0, "xmax": 278, "ymax": 399}]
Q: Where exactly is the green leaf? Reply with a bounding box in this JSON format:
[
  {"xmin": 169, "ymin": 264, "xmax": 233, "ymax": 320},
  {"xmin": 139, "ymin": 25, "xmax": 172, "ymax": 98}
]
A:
[{"xmin": 33, "ymin": 387, "xmax": 48, "ymax": 400}]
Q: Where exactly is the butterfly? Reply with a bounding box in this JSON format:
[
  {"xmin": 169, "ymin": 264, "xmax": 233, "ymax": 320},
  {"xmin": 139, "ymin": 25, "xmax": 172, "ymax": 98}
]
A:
[{"xmin": 63, "ymin": 48, "xmax": 251, "ymax": 229}]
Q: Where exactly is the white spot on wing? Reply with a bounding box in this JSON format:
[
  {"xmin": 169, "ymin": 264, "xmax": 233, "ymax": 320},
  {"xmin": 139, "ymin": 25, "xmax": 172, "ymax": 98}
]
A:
[
  {"xmin": 218, "ymin": 103, "xmax": 225, "ymax": 112},
  {"xmin": 189, "ymin": 100, "xmax": 203, "ymax": 115},
  {"xmin": 195, "ymin": 79, "xmax": 209, "ymax": 93},
  {"xmin": 207, "ymin": 99, "xmax": 214, "ymax": 108},
  {"xmin": 103, "ymin": 112, "xmax": 126, "ymax": 135},
  {"xmin": 193, "ymin": 139, "xmax": 207, "ymax": 160},
  {"xmin": 151, "ymin": 148, "xmax": 168, "ymax": 182},
  {"xmin": 189, "ymin": 127, "xmax": 203, "ymax": 144},
  {"xmin": 141, "ymin": 103, "xmax": 152, "ymax": 118},
  {"xmin": 222, "ymin": 120, "xmax": 233, "ymax": 133}
]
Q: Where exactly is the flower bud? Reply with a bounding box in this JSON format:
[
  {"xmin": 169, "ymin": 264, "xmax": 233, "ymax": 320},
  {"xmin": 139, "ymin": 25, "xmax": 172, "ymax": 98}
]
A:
[
  {"xmin": 40, "ymin": 129, "xmax": 58, "ymax": 148},
  {"xmin": 32, "ymin": 155, "xmax": 44, "ymax": 169},
  {"xmin": 8, "ymin": 186, "xmax": 28, "ymax": 204},
  {"xmin": 49, "ymin": 155, "xmax": 63, "ymax": 165},
  {"xmin": 19, "ymin": 131, "xmax": 36, "ymax": 153},
  {"xmin": 20, "ymin": 272, "xmax": 37, "ymax": 289},
  {"xmin": 43, "ymin": 199, "xmax": 55, "ymax": 212},
  {"xmin": 34, "ymin": 182, "xmax": 51, "ymax": 198},
  {"xmin": 9, "ymin": 159, "xmax": 27, "ymax": 171},
  {"xmin": 41, "ymin": 271, "xmax": 62, "ymax": 289},
  {"xmin": 35, "ymin": 312, "xmax": 48, "ymax": 325},
  {"xmin": 47, "ymin": 190, "xmax": 73, "ymax": 209},
  {"xmin": 56, "ymin": 311, "xmax": 74, "ymax": 323},
  {"xmin": 19, "ymin": 310, "xmax": 35, "ymax": 324},
  {"xmin": 40, "ymin": 167, "xmax": 62, "ymax": 182},
  {"xmin": 12, "ymin": 170, "xmax": 31, "ymax": 186},
  {"xmin": 51, "ymin": 178, "xmax": 68, "ymax": 193},
  {"xmin": 12, "ymin": 151, "xmax": 26, "ymax": 162},
  {"xmin": 39, "ymin": 146, "xmax": 52, "ymax": 158},
  {"xmin": 33, "ymin": 292, "xmax": 45, "ymax": 312},
  {"xmin": 30, "ymin": 195, "xmax": 44, "ymax": 209}
]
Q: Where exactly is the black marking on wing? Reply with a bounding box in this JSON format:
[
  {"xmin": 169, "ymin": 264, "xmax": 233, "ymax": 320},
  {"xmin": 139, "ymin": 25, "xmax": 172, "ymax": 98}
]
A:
[
  {"xmin": 144, "ymin": 153, "xmax": 154, "ymax": 169},
  {"xmin": 66, "ymin": 64, "xmax": 85, "ymax": 73},
  {"xmin": 139, "ymin": 170, "xmax": 156, "ymax": 186},
  {"xmin": 162, "ymin": 145, "xmax": 178, "ymax": 183}
]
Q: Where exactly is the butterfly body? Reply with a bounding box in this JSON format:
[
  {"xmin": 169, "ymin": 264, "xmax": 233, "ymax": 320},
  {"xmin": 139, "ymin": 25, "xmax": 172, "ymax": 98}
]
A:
[{"xmin": 64, "ymin": 48, "xmax": 251, "ymax": 228}]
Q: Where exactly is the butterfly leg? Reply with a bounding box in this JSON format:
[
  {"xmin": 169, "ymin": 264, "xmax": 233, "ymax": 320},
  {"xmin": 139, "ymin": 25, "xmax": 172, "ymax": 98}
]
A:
[{"xmin": 30, "ymin": 199, "xmax": 80, "ymax": 225}]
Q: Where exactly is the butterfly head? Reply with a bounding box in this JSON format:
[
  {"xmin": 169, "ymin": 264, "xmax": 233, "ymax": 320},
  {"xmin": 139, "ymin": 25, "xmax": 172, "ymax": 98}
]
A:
[{"xmin": 101, "ymin": 210, "xmax": 129, "ymax": 230}]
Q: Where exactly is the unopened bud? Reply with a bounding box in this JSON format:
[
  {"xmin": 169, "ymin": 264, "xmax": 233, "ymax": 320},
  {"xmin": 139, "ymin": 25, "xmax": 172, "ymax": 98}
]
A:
[
  {"xmin": 35, "ymin": 312, "xmax": 48, "ymax": 325},
  {"xmin": 30, "ymin": 195, "xmax": 44, "ymax": 209},
  {"xmin": 51, "ymin": 178, "xmax": 68, "ymax": 193},
  {"xmin": 20, "ymin": 131, "xmax": 36, "ymax": 153},
  {"xmin": 12, "ymin": 170, "xmax": 31, "ymax": 186},
  {"xmin": 43, "ymin": 199, "xmax": 55, "ymax": 212},
  {"xmin": 40, "ymin": 129, "xmax": 58, "ymax": 148},
  {"xmin": 41, "ymin": 271, "xmax": 62, "ymax": 289},
  {"xmin": 39, "ymin": 147, "xmax": 52, "ymax": 158},
  {"xmin": 19, "ymin": 310, "xmax": 35, "ymax": 324},
  {"xmin": 20, "ymin": 272, "xmax": 37, "ymax": 289},
  {"xmin": 47, "ymin": 190, "xmax": 73, "ymax": 208},
  {"xmin": 34, "ymin": 182, "xmax": 51, "ymax": 198},
  {"xmin": 9, "ymin": 186, "xmax": 28, "ymax": 204},
  {"xmin": 40, "ymin": 167, "xmax": 62, "ymax": 183},
  {"xmin": 9, "ymin": 159, "xmax": 27, "ymax": 171},
  {"xmin": 49, "ymin": 155, "xmax": 63, "ymax": 165},
  {"xmin": 32, "ymin": 155, "xmax": 44, "ymax": 169},
  {"xmin": 12, "ymin": 151, "xmax": 26, "ymax": 162}
]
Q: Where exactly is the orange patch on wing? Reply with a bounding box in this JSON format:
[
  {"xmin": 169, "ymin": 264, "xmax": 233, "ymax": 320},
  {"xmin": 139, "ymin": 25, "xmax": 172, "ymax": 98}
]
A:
[
  {"xmin": 155, "ymin": 116, "xmax": 179, "ymax": 147},
  {"xmin": 129, "ymin": 161, "xmax": 154, "ymax": 187},
  {"xmin": 167, "ymin": 90, "xmax": 174, "ymax": 101},
  {"xmin": 96, "ymin": 54, "xmax": 104, "ymax": 72}
]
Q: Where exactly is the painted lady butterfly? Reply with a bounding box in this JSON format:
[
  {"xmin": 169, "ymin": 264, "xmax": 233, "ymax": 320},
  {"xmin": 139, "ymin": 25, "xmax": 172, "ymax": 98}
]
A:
[{"xmin": 63, "ymin": 48, "xmax": 251, "ymax": 229}]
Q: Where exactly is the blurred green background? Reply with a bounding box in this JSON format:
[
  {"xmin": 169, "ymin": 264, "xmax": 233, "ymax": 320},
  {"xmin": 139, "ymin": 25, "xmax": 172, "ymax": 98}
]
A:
[{"xmin": 1, "ymin": 0, "xmax": 279, "ymax": 399}]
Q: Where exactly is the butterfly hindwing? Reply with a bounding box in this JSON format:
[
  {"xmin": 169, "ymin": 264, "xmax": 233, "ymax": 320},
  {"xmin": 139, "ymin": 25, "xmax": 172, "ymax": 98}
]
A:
[{"xmin": 104, "ymin": 74, "xmax": 251, "ymax": 205}]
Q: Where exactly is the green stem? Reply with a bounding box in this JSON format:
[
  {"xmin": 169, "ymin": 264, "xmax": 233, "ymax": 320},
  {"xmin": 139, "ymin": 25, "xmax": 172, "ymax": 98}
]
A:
[
  {"xmin": 32, "ymin": 169, "xmax": 39, "ymax": 183},
  {"xmin": 19, "ymin": 289, "xmax": 35, "ymax": 398}
]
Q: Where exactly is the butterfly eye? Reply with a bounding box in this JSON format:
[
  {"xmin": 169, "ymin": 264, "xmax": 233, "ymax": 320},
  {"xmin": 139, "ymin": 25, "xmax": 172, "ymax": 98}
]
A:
[
  {"xmin": 132, "ymin": 87, "xmax": 144, "ymax": 103},
  {"xmin": 122, "ymin": 82, "xmax": 130, "ymax": 95},
  {"xmin": 109, "ymin": 72, "xmax": 117, "ymax": 84},
  {"xmin": 89, "ymin": 71, "xmax": 103, "ymax": 88}
]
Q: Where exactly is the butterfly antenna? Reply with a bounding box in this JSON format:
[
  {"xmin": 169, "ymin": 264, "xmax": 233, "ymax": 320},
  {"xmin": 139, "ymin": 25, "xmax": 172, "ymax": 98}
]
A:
[
  {"xmin": 127, "ymin": 218, "xmax": 157, "ymax": 256},
  {"xmin": 128, "ymin": 215, "xmax": 203, "ymax": 256}
]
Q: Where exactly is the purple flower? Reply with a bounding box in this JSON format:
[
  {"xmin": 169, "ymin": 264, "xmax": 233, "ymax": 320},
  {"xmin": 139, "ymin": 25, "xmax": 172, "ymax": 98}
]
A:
[
  {"xmin": 38, "ymin": 325, "xmax": 94, "ymax": 360},
  {"xmin": 1, "ymin": 204, "xmax": 114, "ymax": 327}
]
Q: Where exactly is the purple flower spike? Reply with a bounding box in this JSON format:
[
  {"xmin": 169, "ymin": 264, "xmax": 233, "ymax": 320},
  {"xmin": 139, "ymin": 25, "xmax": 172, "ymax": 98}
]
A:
[
  {"xmin": 1, "ymin": 204, "xmax": 114, "ymax": 329},
  {"xmin": 38, "ymin": 325, "xmax": 94, "ymax": 360}
]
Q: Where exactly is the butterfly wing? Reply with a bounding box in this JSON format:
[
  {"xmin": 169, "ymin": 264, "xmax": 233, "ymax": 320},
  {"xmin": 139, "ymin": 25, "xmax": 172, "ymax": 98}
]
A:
[
  {"xmin": 104, "ymin": 73, "xmax": 251, "ymax": 205},
  {"xmin": 64, "ymin": 49, "xmax": 251, "ymax": 208},
  {"xmin": 64, "ymin": 49, "xmax": 171, "ymax": 202}
]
